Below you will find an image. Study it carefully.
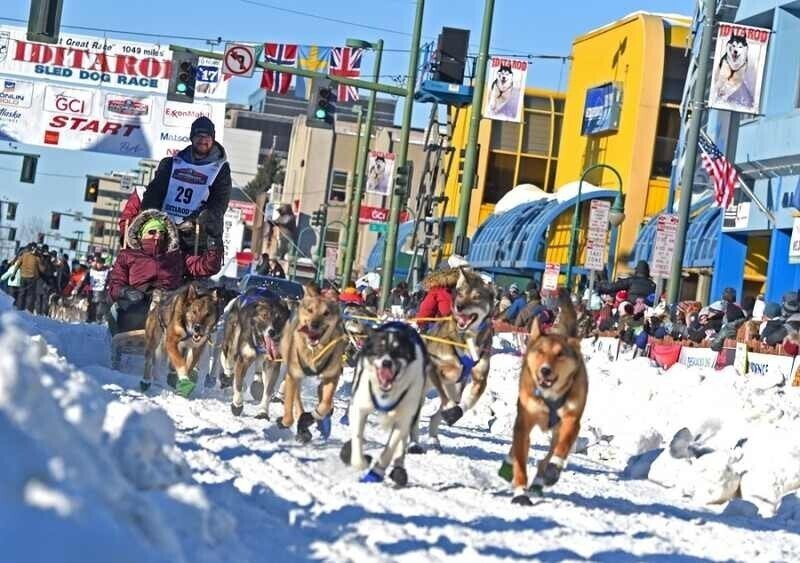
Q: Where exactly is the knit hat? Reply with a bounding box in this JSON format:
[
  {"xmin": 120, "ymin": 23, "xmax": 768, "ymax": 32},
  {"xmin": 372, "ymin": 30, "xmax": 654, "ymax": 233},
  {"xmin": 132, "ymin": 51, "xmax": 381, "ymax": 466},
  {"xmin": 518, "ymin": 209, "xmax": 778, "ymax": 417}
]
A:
[
  {"xmin": 763, "ymin": 302, "xmax": 781, "ymax": 319},
  {"xmin": 190, "ymin": 116, "xmax": 215, "ymax": 139},
  {"xmin": 140, "ymin": 216, "xmax": 167, "ymax": 236},
  {"xmin": 509, "ymin": 283, "xmax": 520, "ymax": 294}
]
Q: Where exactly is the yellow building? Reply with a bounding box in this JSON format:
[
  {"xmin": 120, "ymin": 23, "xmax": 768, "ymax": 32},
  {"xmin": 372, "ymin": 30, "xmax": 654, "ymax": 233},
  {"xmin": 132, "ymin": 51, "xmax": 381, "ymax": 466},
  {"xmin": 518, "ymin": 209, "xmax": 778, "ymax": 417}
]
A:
[
  {"xmin": 548, "ymin": 11, "xmax": 691, "ymax": 271},
  {"xmin": 443, "ymin": 87, "xmax": 566, "ymax": 233}
]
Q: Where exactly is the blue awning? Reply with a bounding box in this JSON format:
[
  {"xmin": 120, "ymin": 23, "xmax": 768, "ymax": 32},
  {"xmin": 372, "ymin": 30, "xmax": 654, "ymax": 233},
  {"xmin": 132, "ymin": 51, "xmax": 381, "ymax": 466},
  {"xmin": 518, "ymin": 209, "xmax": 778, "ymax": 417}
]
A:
[
  {"xmin": 466, "ymin": 189, "xmax": 620, "ymax": 274},
  {"xmin": 628, "ymin": 199, "xmax": 721, "ymax": 269}
]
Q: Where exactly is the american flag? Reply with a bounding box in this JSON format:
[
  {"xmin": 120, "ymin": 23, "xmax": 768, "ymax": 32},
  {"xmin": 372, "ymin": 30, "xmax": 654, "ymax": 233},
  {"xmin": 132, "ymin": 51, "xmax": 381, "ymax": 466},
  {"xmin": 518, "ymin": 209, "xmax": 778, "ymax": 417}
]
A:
[
  {"xmin": 329, "ymin": 47, "xmax": 363, "ymax": 102},
  {"xmin": 698, "ymin": 135, "xmax": 739, "ymax": 209},
  {"xmin": 261, "ymin": 43, "xmax": 297, "ymax": 95}
]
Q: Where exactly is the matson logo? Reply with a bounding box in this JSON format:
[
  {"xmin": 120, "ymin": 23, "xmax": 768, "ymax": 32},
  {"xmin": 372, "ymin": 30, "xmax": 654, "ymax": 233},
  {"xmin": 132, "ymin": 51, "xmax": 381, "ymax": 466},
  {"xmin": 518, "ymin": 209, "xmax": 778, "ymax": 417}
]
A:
[{"xmin": 44, "ymin": 86, "xmax": 93, "ymax": 116}]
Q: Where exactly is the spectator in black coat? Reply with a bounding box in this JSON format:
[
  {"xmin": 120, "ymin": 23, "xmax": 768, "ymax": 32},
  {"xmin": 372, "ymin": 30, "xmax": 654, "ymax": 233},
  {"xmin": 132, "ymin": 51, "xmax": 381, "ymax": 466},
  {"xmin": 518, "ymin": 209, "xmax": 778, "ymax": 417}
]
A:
[{"xmin": 598, "ymin": 260, "xmax": 656, "ymax": 303}]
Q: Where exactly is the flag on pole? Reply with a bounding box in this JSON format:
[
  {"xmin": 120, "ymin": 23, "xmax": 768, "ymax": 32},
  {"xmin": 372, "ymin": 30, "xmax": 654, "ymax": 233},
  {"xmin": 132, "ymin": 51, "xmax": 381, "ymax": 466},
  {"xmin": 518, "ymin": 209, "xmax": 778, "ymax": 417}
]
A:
[
  {"xmin": 329, "ymin": 47, "xmax": 363, "ymax": 102},
  {"xmin": 698, "ymin": 135, "xmax": 739, "ymax": 209},
  {"xmin": 261, "ymin": 43, "xmax": 298, "ymax": 94},
  {"xmin": 295, "ymin": 45, "xmax": 331, "ymax": 99}
]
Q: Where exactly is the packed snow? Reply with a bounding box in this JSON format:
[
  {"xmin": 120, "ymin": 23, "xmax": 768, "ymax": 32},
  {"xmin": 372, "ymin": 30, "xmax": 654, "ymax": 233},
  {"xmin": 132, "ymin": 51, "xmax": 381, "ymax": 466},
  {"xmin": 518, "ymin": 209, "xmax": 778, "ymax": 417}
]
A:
[{"xmin": 2, "ymin": 293, "xmax": 800, "ymax": 562}]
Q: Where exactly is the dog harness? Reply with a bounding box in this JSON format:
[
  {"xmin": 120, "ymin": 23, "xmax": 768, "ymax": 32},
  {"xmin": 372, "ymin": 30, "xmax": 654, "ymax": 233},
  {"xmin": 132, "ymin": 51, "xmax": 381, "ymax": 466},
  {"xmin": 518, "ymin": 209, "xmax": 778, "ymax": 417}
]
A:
[
  {"xmin": 453, "ymin": 319, "xmax": 490, "ymax": 384},
  {"xmin": 368, "ymin": 381, "xmax": 411, "ymax": 413},
  {"xmin": 534, "ymin": 387, "xmax": 567, "ymax": 429}
]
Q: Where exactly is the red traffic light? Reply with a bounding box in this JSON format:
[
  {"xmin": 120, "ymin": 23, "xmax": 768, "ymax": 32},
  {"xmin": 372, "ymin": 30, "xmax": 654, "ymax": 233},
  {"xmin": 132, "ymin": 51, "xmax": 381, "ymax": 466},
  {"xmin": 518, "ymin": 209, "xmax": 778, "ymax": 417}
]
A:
[{"xmin": 50, "ymin": 212, "xmax": 61, "ymax": 230}]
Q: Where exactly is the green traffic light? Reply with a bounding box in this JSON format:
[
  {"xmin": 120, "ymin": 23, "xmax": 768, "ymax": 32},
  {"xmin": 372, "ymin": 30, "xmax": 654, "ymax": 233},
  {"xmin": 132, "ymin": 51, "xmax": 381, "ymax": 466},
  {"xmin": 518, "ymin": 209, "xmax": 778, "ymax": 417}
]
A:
[
  {"xmin": 177, "ymin": 83, "xmax": 187, "ymax": 93},
  {"xmin": 315, "ymin": 108, "xmax": 327, "ymax": 119}
]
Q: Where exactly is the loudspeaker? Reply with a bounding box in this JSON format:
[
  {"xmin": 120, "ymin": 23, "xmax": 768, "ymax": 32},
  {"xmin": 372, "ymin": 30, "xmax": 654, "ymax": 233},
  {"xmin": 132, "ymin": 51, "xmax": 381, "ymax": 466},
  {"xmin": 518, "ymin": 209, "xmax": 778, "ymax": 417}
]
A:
[{"xmin": 435, "ymin": 27, "xmax": 470, "ymax": 84}]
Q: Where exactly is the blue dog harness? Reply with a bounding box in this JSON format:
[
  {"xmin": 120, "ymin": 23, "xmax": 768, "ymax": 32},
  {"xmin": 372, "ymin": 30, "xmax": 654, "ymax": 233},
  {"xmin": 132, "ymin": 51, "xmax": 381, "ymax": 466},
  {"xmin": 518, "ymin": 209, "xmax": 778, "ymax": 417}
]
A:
[{"xmin": 453, "ymin": 319, "xmax": 489, "ymax": 384}]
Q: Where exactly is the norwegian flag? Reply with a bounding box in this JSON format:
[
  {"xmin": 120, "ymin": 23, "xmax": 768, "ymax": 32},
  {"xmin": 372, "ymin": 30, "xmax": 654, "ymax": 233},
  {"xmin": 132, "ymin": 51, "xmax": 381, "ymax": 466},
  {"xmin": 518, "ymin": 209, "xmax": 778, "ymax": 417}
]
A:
[
  {"xmin": 261, "ymin": 43, "xmax": 298, "ymax": 94},
  {"xmin": 698, "ymin": 135, "xmax": 739, "ymax": 209},
  {"xmin": 329, "ymin": 47, "xmax": 363, "ymax": 102}
]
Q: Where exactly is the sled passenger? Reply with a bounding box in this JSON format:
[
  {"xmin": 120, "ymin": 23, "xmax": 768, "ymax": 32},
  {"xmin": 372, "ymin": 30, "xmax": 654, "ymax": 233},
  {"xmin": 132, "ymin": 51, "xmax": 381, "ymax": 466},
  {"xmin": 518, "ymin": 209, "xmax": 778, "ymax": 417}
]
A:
[{"xmin": 106, "ymin": 211, "xmax": 222, "ymax": 333}]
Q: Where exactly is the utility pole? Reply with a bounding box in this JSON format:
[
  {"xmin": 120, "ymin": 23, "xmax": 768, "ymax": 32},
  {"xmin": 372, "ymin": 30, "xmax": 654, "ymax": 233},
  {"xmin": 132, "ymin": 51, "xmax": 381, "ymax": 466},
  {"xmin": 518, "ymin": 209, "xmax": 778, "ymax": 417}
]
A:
[
  {"xmin": 667, "ymin": 0, "xmax": 715, "ymax": 304},
  {"xmin": 452, "ymin": 0, "xmax": 495, "ymax": 254},
  {"xmin": 379, "ymin": 0, "xmax": 425, "ymax": 309},
  {"xmin": 341, "ymin": 39, "xmax": 384, "ymax": 284}
]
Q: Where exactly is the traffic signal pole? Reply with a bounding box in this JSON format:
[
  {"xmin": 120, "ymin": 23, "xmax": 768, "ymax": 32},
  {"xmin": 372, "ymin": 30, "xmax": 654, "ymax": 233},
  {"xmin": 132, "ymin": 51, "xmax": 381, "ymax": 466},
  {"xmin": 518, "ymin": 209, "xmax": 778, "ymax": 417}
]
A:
[
  {"xmin": 379, "ymin": 0, "xmax": 424, "ymax": 309},
  {"xmin": 452, "ymin": 0, "xmax": 495, "ymax": 253},
  {"xmin": 667, "ymin": 0, "xmax": 716, "ymax": 304},
  {"xmin": 342, "ymin": 39, "xmax": 383, "ymax": 284}
]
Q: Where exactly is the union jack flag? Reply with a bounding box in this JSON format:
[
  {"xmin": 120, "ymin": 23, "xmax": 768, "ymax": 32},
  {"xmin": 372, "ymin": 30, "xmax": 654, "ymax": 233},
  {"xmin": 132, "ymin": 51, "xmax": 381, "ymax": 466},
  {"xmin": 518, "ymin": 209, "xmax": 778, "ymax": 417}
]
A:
[
  {"xmin": 329, "ymin": 47, "xmax": 363, "ymax": 102},
  {"xmin": 261, "ymin": 43, "xmax": 297, "ymax": 95},
  {"xmin": 698, "ymin": 135, "xmax": 739, "ymax": 210}
]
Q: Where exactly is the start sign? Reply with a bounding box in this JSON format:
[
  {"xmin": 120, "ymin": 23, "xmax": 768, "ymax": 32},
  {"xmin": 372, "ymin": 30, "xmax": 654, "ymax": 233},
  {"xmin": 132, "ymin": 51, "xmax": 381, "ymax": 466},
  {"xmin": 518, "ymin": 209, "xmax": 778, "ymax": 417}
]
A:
[{"xmin": 223, "ymin": 44, "xmax": 256, "ymax": 78}]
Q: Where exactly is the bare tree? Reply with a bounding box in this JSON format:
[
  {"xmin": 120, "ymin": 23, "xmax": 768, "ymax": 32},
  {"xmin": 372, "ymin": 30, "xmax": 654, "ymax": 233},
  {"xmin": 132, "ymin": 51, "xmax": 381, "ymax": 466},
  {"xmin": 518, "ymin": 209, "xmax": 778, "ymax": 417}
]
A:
[{"xmin": 17, "ymin": 217, "xmax": 48, "ymax": 246}]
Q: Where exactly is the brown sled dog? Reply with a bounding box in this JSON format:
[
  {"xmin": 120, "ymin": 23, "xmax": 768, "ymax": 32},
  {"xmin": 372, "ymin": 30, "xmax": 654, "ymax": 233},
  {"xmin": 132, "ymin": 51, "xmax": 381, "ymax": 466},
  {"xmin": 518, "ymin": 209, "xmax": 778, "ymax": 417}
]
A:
[
  {"xmin": 410, "ymin": 267, "xmax": 495, "ymax": 452},
  {"xmin": 277, "ymin": 283, "xmax": 346, "ymax": 442},
  {"xmin": 500, "ymin": 291, "xmax": 588, "ymax": 505},
  {"xmin": 141, "ymin": 282, "xmax": 220, "ymax": 396}
]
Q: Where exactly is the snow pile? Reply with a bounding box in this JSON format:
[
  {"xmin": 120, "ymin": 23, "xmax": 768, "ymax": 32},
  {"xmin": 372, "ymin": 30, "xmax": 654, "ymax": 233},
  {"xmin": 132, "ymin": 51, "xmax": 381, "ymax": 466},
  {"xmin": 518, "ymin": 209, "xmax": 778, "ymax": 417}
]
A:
[
  {"xmin": 0, "ymin": 305, "xmax": 240, "ymax": 562},
  {"xmin": 478, "ymin": 334, "xmax": 800, "ymax": 516}
]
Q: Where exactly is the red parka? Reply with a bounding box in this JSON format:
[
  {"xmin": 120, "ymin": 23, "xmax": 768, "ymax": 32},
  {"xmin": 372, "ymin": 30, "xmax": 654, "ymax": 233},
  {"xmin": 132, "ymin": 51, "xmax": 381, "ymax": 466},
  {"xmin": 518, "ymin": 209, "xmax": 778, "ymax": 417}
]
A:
[{"xmin": 108, "ymin": 210, "xmax": 221, "ymax": 301}]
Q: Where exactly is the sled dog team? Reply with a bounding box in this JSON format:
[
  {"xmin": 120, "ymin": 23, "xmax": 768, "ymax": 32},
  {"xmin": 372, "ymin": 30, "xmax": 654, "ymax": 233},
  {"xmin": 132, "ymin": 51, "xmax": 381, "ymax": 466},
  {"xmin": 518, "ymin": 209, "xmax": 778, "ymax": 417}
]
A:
[{"xmin": 140, "ymin": 269, "xmax": 587, "ymax": 505}]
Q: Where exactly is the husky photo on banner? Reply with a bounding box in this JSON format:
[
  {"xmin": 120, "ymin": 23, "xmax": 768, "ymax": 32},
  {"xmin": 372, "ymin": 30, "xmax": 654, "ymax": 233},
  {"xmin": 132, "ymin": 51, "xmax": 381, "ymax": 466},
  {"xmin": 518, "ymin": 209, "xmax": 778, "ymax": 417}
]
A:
[
  {"xmin": 709, "ymin": 23, "xmax": 770, "ymax": 114},
  {"xmin": 483, "ymin": 57, "xmax": 527, "ymax": 123},
  {"xmin": 365, "ymin": 151, "xmax": 395, "ymax": 196}
]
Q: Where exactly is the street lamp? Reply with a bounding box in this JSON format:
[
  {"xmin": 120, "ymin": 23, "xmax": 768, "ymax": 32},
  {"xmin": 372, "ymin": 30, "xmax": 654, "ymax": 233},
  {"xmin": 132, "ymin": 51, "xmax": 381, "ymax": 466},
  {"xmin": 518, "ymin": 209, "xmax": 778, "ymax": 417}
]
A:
[
  {"xmin": 564, "ymin": 163, "xmax": 623, "ymax": 292},
  {"xmin": 341, "ymin": 37, "xmax": 384, "ymax": 285}
]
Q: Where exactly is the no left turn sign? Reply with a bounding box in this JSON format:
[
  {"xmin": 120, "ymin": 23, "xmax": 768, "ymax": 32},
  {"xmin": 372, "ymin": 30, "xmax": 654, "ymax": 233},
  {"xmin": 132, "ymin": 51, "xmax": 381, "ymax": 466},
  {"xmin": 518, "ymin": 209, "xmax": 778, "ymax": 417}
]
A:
[{"xmin": 223, "ymin": 44, "xmax": 256, "ymax": 78}]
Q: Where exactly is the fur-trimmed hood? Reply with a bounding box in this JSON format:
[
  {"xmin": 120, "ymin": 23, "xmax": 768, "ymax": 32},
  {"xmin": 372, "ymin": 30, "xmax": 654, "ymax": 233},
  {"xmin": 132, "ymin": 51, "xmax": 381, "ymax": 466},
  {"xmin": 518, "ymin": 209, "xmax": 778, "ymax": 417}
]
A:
[
  {"xmin": 421, "ymin": 267, "xmax": 482, "ymax": 291},
  {"xmin": 126, "ymin": 210, "xmax": 180, "ymax": 252}
]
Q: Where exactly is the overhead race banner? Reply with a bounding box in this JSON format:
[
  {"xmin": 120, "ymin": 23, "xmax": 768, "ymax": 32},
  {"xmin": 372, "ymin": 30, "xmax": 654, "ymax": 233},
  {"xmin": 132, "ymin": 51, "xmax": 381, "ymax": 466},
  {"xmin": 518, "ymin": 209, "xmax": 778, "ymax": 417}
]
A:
[
  {"xmin": 709, "ymin": 23, "xmax": 770, "ymax": 115},
  {"xmin": 0, "ymin": 25, "xmax": 227, "ymax": 159},
  {"xmin": 484, "ymin": 57, "xmax": 527, "ymax": 123}
]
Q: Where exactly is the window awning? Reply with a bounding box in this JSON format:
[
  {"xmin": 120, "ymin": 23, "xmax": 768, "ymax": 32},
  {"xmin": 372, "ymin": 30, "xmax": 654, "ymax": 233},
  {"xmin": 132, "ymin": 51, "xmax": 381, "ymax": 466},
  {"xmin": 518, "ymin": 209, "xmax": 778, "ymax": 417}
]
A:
[{"xmin": 467, "ymin": 189, "xmax": 620, "ymax": 273}]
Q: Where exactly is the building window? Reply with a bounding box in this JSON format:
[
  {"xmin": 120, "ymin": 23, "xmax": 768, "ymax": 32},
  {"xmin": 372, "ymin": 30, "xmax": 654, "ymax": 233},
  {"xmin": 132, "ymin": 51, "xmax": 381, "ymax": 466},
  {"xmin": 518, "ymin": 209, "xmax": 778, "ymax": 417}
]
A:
[
  {"xmin": 521, "ymin": 112, "xmax": 551, "ymax": 155},
  {"xmin": 661, "ymin": 47, "xmax": 690, "ymax": 104},
  {"xmin": 490, "ymin": 120, "xmax": 520, "ymax": 151},
  {"xmin": 328, "ymin": 170, "xmax": 348, "ymax": 202},
  {"xmin": 517, "ymin": 156, "xmax": 548, "ymax": 189},
  {"xmin": 651, "ymin": 106, "xmax": 680, "ymax": 178},
  {"xmin": 324, "ymin": 228, "xmax": 340, "ymax": 245},
  {"xmin": 483, "ymin": 153, "xmax": 517, "ymax": 204}
]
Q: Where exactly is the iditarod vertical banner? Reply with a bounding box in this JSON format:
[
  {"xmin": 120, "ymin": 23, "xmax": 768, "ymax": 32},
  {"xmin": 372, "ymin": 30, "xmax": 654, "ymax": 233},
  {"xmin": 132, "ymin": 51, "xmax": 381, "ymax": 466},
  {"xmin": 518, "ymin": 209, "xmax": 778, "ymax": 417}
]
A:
[
  {"xmin": 483, "ymin": 56, "xmax": 527, "ymax": 122},
  {"xmin": 709, "ymin": 23, "xmax": 770, "ymax": 115},
  {"xmin": 364, "ymin": 150, "xmax": 395, "ymax": 196}
]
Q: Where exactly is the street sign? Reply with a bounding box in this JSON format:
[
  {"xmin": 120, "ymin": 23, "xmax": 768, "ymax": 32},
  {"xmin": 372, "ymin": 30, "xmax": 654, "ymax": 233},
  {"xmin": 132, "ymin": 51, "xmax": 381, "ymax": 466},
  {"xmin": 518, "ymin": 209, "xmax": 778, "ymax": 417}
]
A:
[
  {"xmin": 119, "ymin": 175, "xmax": 133, "ymax": 192},
  {"xmin": 584, "ymin": 199, "xmax": 610, "ymax": 271},
  {"xmin": 542, "ymin": 263, "xmax": 560, "ymax": 292},
  {"xmin": 651, "ymin": 214, "xmax": 679, "ymax": 278},
  {"xmin": 223, "ymin": 44, "xmax": 256, "ymax": 77},
  {"xmin": 369, "ymin": 223, "xmax": 388, "ymax": 233},
  {"xmin": 584, "ymin": 240, "xmax": 605, "ymax": 271}
]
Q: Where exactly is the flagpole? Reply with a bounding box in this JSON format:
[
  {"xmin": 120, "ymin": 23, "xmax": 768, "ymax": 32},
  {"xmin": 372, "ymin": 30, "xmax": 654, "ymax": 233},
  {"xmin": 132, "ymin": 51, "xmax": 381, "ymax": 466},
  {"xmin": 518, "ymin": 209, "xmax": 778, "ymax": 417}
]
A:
[{"xmin": 698, "ymin": 129, "xmax": 776, "ymax": 223}]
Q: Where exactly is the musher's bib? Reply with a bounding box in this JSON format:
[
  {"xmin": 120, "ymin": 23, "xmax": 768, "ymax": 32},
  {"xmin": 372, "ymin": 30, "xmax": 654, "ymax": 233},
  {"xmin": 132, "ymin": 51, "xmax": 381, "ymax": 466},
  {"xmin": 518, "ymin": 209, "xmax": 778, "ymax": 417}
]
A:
[{"xmin": 163, "ymin": 157, "xmax": 224, "ymax": 223}]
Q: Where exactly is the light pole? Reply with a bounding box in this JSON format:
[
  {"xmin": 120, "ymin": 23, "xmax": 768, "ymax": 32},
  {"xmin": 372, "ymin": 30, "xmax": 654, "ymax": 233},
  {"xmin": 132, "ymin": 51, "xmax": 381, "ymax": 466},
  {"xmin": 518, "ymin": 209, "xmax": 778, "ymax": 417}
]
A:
[
  {"xmin": 564, "ymin": 163, "xmax": 624, "ymax": 292},
  {"xmin": 340, "ymin": 105, "xmax": 364, "ymax": 278},
  {"xmin": 341, "ymin": 38, "xmax": 383, "ymax": 285},
  {"xmin": 452, "ymin": 0, "xmax": 496, "ymax": 254},
  {"xmin": 380, "ymin": 0, "xmax": 424, "ymax": 309}
]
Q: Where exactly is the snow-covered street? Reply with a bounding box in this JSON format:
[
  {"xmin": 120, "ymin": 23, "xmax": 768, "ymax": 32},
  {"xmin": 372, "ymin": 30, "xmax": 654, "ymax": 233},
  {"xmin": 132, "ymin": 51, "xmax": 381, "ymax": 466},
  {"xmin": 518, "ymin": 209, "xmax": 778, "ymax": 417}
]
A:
[{"xmin": 2, "ymin": 296, "xmax": 800, "ymax": 562}]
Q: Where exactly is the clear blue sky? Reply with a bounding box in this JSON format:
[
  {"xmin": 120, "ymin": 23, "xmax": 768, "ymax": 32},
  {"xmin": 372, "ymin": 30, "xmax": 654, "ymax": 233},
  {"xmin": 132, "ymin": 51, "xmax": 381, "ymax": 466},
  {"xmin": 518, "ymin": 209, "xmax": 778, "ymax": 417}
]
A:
[{"xmin": 0, "ymin": 0, "xmax": 694, "ymax": 240}]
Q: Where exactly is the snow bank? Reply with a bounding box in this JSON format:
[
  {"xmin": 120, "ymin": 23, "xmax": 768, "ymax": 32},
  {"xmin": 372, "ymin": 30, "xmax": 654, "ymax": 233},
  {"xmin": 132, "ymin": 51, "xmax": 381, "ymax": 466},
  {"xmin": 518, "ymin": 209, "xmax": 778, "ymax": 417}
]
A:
[
  {"xmin": 0, "ymin": 307, "xmax": 240, "ymax": 562},
  {"xmin": 481, "ymin": 334, "xmax": 800, "ymax": 516}
]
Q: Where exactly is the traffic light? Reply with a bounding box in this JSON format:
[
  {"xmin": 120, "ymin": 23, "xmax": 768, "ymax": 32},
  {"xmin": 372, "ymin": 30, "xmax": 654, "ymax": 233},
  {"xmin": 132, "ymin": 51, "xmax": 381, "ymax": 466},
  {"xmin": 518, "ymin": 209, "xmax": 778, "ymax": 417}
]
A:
[
  {"xmin": 168, "ymin": 50, "xmax": 199, "ymax": 103},
  {"xmin": 7, "ymin": 228, "xmax": 16, "ymax": 242},
  {"xmin": 307, "ymin": 79, "xmax": 335, "ymax": 128},
  {"xmin": 394, "ymin": 162, "xmax": 414, "ymax": 196},
  {"xmin": 310, "ymin": 205, "xmax": 327, "ymax": 228},
  {"xmin": 84, "ymin": 176, "xmax": 100, "ymax": 202},
  {"xmin": 94, "ymin": 221, "xmax": 105, "ymax": 238},
  {"xmin": 50, "ymin": 212, "xmax": 61, "ymax": 230},
  {"xmin": 37, "ymin": 233, "xmax": 45, "ymax": 244},
  {"xmin": 68, "ymin": 238, "xmax": 77, "ymax": 251},
  {"xmin": 27, "ymin": 0, "xmax": 63, "ymax": 44},
  {"xmin": 20, "ymin": 155, "xmax": 38, "ymax": 184},
  {"xmin": 5, "ymin": 202, "xmax": 17, "ymax": 221}
]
